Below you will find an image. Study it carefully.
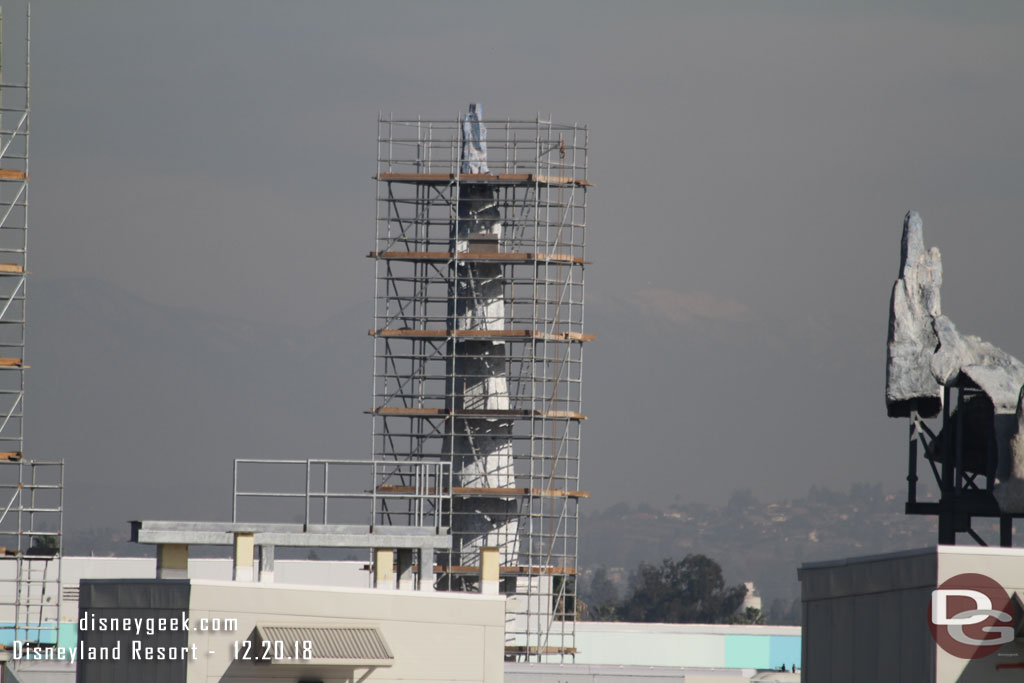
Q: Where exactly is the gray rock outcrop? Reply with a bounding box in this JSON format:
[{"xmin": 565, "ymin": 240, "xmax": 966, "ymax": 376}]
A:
[
  {"xmin": 886, "ymin": 211, "xmax": 943, "ymax": 417},
  {"xmin": 886, "ymin": 211, "xmax": 1024, "ymax": 513}
]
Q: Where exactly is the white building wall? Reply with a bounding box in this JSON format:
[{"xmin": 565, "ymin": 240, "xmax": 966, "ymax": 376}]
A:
[
  {"xmin": 935, "ymin": 546, "xmax": 1024, "ymax": 683},
  {"xmin": 58, "ymin": 556, "xmax": 369, "ymax": 624},
  {"xmin": 184, "ymin": 581, "xmax": 505, "ymax": 682}
]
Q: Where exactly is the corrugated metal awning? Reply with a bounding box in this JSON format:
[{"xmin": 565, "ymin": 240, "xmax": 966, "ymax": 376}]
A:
[{"xmin": 254, "ymin": 623, "xmax": 394, "ymax": 667}]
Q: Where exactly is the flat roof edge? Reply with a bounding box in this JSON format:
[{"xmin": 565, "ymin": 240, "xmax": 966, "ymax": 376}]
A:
[
  {"xmin": 185, "ymin": 579, "xmax": 507, "ymax": 602},
  {"xmin": 574, "ymin": 622, "xmax": 800, "ymax": 636},
  {"xmin": 799, "ymin": 543, "xmax": 1024, "ymax": 573},
  {"xmin": 798, "ymin": 545, "xmax": 937, "ymax": 571}
]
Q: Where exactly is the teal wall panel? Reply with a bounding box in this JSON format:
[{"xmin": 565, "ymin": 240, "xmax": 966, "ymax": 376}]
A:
[{"xmin": 724, "ymin": 634, "xmax": 771, "ymax": 668}]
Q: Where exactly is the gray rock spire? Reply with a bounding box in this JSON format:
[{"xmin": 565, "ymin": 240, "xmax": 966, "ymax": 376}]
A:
[
  {"xmin": 886, "ymin": 211, "xmax": 943, "ymax": 417},
  {"xmin": 885, "ymin": 210, "xmax": 1024, "ymax": 513}
]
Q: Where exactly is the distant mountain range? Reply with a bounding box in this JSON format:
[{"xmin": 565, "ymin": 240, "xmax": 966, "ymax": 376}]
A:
[{"xmin": 579, "ymin": 483, "xmax": 948, "ymax": 622}]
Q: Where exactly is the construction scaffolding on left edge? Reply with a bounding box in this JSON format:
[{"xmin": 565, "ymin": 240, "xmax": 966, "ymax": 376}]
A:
[{"xmin": 0, "ymin": 4, "xmax": 65, "ymax": 650}]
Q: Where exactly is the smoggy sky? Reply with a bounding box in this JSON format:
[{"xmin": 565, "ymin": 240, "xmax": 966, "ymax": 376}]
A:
[{"xmin": 15, "ymin": 1, "xmax": 1024, "ymax": 529}]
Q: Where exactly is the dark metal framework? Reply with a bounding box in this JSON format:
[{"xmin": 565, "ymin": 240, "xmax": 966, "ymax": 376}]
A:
[{"xmin": 905, "ymin": 374, "xmax": 1020, "ymax": 546}]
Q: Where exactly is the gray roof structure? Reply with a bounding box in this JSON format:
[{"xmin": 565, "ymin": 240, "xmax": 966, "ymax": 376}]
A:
[{"xmin": 130, "ymin": 520, "xmax": 450, "ymax": 550}]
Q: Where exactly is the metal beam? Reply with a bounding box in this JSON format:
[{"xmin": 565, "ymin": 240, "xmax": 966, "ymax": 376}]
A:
[{"xmin": 130, "ymin": 520, "xmax": 451, "ymax": 550}]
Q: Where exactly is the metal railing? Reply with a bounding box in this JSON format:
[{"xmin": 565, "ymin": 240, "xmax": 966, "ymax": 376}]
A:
[{"xmin": 232, "ymin": 458, "xmax": 451, "ymax": 534}]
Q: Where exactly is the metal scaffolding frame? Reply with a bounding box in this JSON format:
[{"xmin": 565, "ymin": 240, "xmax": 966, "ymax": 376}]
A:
[
  {"xmin": 371, "ymin": 112, "xmax": 590, "ymax": 662},
  {"xmin": 0, "ymin": 460, "xmax": 63, "ymax": 644},
  {"xmin": 0, "ymin": 5, "xmax": 30, "ymax": 466},
  {"xmin": 0, "ymin": 3, "xmax": 62, "ymax": 648}
]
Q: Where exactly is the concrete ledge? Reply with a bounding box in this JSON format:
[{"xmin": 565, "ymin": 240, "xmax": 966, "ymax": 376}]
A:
[{"xmin": 130, "ymin": 520, "xmax": 451, "ymax": 549}]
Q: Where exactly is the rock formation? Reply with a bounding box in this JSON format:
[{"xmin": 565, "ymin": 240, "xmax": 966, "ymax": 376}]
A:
[
  {"xmin": 886, "ymin": 211, "xmax": 943, "ymax": 418},
  {"xmin": 886, "ymin": 211, "xmax": 1024, "ymax": 513}
]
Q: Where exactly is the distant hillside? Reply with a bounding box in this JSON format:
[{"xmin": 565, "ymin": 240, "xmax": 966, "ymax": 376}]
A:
[
  {"xmin": 580, "ymin": 483, "xmax": 949, "ymax": 622},
  {"xmin": 68, "ymin": 480, "xmax": 948, "ymax": 624}
]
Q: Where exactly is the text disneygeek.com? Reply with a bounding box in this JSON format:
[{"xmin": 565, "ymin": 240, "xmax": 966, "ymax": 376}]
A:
[{"xmin": 11, "ymin": 611, "xmax": 245, "ymax": 662}]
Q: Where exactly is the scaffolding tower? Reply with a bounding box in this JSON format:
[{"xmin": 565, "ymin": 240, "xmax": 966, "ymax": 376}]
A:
[
  {"xmin": 0, "ymin": 3, "xmax": 63, "ymax": 647},
  {"xmin": 371, "ymin": 109, "xmax": 590, "ymax": 661}
]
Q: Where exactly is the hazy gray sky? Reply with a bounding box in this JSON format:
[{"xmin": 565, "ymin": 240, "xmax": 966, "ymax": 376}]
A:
[{"xmin": 15, "ymin": 1, "xmax": 1024, "ymax": 529}]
